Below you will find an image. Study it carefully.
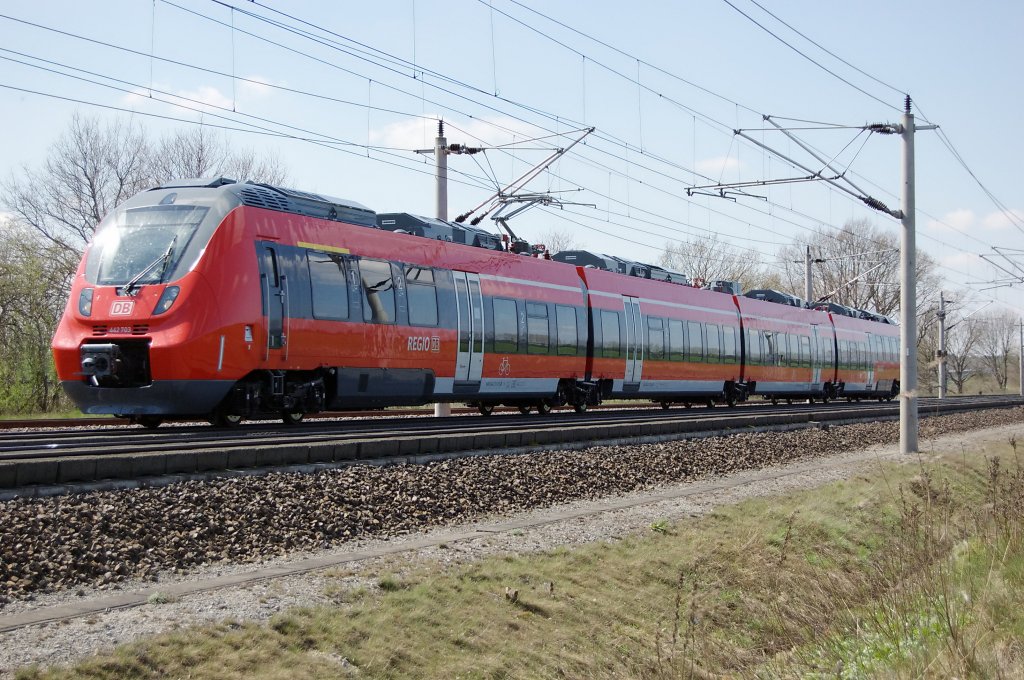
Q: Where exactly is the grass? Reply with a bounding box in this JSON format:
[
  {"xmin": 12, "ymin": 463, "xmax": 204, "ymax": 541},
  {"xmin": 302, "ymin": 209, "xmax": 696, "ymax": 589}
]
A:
[
  {"xmin": 0, "ymin": 410, "xmax": 113, "ymax": 421},
  {"xmin": 15, "ymin": 435, "xmax": 1024, "ymax": 679}
]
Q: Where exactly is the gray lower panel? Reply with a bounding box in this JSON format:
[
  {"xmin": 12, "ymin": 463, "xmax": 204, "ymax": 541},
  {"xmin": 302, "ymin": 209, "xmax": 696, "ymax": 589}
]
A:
[
  {"xmin": 329, "ymin": 368, "xmax": 436, "ymax": 408},
  {"xmin": 61, "ymin": 380, "xmax": 235, "ymax": 415}
]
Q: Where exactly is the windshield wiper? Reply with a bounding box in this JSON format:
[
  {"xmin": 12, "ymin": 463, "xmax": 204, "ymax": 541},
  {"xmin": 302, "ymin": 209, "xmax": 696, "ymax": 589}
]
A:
[{"xmin": 122, "ymin": 236, "xmax": 177, "ymax": 296}]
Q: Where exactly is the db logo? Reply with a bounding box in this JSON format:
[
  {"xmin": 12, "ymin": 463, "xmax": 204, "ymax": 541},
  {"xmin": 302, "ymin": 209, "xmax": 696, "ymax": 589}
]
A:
[{"xmin": 109, "ymin": 300, "xmax": 135, "ymax": 316}]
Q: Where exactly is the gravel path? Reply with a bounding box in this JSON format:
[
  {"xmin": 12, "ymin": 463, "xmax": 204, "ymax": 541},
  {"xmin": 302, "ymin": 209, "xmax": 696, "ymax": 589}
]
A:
[{"xmin": 1, "ymin": 408, "xmax": 1022, "ymax": 676}]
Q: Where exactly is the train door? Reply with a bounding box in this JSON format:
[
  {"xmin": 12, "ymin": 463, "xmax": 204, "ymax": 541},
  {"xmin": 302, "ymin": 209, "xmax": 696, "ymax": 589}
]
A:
[
  {"xmin": 454, "ymin": 271, "xmax": 484, "ymax": 384},
  {"xmin": 258, "ymin": 243, "xmax": 286, "ymax": 360},
  {"xmin": 623, "ymin": 296, "xmax": 643, "ymax": 387}
]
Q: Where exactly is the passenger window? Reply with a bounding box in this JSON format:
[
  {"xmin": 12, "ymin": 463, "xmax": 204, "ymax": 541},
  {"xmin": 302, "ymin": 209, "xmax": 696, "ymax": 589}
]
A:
[
  {"xmin": 722, "ymin": 326, "xmax": 737, "ymax": 364},
  {"xmin": 556, "ymin": 305, "xmax": 578, "ymax": 356},
  {"xmin": 527, "ymin": 303, "xmax": 549, "ymax": 354},
  {"xmin": 707, "ymin": 325, "xmax": 721, "ymax": 361},
  {"xmin": 359, "ymin": 259, "xmax": 396, "ymax": 323},
  {"xmin": 307, "ymin": 250, "xmax": 349, "ymax": 321},
  {"xmin": 669, "ymin": 319, "xmax": 685, "ymax": 361},
  {"xmin": 601, "ymin": 310, "xmax": 621, "ymax": 358},
  {"xmin": 647, "ymin": 317, "xmax": 665, "ymax": 360},
  {"xmin": 686, "ymin": 321, "xmax": 703, "ymax": 362},
  {"xmin": 493, "ymin": 298, "xmax": 518, "ymax": 353},
  {"xmin": 405, "ymin": 265, "xmax": 438, "ymax": 326},
  {"xmin": 746, "ymin": 329, "xmax": 760, "ymax": 364}
]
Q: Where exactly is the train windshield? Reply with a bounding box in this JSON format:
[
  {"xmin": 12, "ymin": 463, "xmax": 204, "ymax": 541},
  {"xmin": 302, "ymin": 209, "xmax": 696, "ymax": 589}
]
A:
[{"xmin": 85, "ymin": 205, "xmax": 209, "ymax": 286}]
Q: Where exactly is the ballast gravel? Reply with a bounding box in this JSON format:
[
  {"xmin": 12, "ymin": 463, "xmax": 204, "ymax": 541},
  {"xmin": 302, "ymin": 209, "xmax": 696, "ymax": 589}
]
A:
[
  {"xmin": 1, "ymin": 407, "xmax": 1021, "ymax": 607},
  {"xmin": 0, "ymin": 408, "xmax": 1023, "ymax": 676}
]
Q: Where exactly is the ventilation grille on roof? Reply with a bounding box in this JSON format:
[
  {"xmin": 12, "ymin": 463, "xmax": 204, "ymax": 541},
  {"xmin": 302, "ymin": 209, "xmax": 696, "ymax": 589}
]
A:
[{"xmin": 238, "ymin": 186, "xmax": 291, "ymax": 212}]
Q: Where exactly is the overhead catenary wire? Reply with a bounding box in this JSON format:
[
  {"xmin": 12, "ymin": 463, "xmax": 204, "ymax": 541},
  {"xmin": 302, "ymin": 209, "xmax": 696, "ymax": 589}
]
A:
[{"xmin": 1, "ymin": 5, "xmax": 1016, "ymax": 307}]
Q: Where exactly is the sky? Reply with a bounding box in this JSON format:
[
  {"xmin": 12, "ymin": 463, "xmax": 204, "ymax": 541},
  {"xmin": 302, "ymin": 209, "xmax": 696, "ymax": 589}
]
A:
[{"xmin": 1, "ymin": 0, "xmax": 1022, "ymax": 315}]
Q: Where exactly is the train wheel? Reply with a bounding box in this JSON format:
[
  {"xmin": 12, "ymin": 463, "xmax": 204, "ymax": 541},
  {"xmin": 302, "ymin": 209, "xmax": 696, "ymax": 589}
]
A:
[
  {"xmin": 211, "ymin": 411, "xmax": 243, "ymax": 428},
  {"xmin": 661, "ymin": 401, "xmax": 671, "ymax": 410},
  {"xmin": 536, "ymin": 402, "xmax": 552, "ymax": 415},
  {"xmin": 573, "ymin": 402, "xmax": 588, "ymax": 414},
  {"xmin": 282, "ymin": 411, "xmax": 304, "ymax": 426},
  {"xmin": 706, "ymin": 398, "xmax": 715, "ymax": 408},
  {"xmin": 770, "ymin": 398, "xmax": 778, "ymax": 405},
  {"xmin": 726, "ymin": 391, "xmax": 737, "ymax": 408},
  {"xmin": 786, "ymin": 399, "xmax": 793, "ymax": 405},
  {"xmin": 518, "ymin": 406, "xmax": 532, "ymax": 415},
  {"xmin": 684, "ymin": 402, "xmax": 692, "ymax": 409},
  {"xmin": 478, "ymin": 404, "xmax": 495, "ymax": 416},
  {"xmin": 136, "ymin": 416, "xmax": 163, "ymax": 429}
]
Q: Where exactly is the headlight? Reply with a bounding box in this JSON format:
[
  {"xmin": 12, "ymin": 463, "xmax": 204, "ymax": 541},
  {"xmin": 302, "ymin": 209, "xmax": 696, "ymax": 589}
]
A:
[
  {"xmin": 78, "ymin": 288, "xmax": 94, "ymax": 316},
  {"xmin": 153, "ymin": 286, "xmax": 180, "ymax": 315}
]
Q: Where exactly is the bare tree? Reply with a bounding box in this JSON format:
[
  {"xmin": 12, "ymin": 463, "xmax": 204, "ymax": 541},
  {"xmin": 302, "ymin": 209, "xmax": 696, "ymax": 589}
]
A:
[
  {"xmin": 2, "ymin": 114, "xmax": 150, "ymax": 257},
  {"xmin": 536, "ymin": 227, "xmax": 579, "ymax": 256},
  {"xmin": 977, "ymin": 311, "xmax": 1020, "ymax": 391},
  {"xmin": 945, "ymin": 314, "xmax": 985, "ymax": 393},
  {"xmin": 776, "ymin": 219, "xmax": 940, "ymax": 316},
  {"xmin": 659, "ymin": 234, "xmax": 767, "ymax": 293},
  {"xmin": 4, "ymin": 117, "xmax": 290, "ymax": 263},
  {"xmin": 151, "ymin": 127, "xmax": 288, "ymax": 185}
]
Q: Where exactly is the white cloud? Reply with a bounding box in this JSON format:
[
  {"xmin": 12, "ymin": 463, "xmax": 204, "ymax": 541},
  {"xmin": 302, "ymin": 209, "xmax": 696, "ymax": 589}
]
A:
[
  {"xmin": 175, "ymin": 85, "xmax": 233, "ymax": 110},
  {"xmin": 694, "ymin": 156, "xmax": 743, "ymax": 178},
  {"xmin": 926, "ymin": 208, "xmax": 975, "ymax": 232},
  {"xmin": 119, "ymin": 84, "xmax": 233, "ymax": 111},
  {"xmin": 982, "ymin": 209, "xmax": 1024, "ymax": 230},
  {"xmin": 238, "ymin": 75, "xmax": 276, "ymax": 98},
  {"xmin": 926, "ymin": 208, "xmax": 1024, "ymax": 233}
]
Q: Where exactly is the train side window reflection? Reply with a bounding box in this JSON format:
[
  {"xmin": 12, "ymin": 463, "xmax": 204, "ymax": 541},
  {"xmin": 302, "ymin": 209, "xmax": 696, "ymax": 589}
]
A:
[
  {"xmin": 601, "ymin": 310, "xmax": 620, "ymax": 358},
  {"xmin": 527, "ymin": 303, "xmax": 549, "ymax": 354},
  {"xmin": 493, "ymin": 298, "xmax": 518, "ymax": 353},
  {"xmin": 556, "ymin": 305, "xmax": 578, "ymax": 356},
  {"xmin": 765, "ymin": 332, "xmax": 779, "ymax": 365},
  {"xmin": 307, "ymin": 251, "xmax": 349, "ymax": 320},
  {"xmin": 722, "ymin": 326, "xmax": 737, "ymax": 364},
  {"xmin": 669, "ymin": 319, "xmax": 685, "ymax": 361},
  {"xmin": 647, "ymin": 317, "xmax": 665, "ymax": 360},
  {"xmin": 358, "ymin": 258, "xmax": 396, "ymax": 324},
  {"xmin": 686, "ymin": 321, "xmax": 703, "ymax": 362},
  {"xmin": 405, "ymin": 265, "xmax": 438, "ymax": 326},
  {"xmin": 706, "ymin": 324, "xmax": 721, "ymax": 361}
]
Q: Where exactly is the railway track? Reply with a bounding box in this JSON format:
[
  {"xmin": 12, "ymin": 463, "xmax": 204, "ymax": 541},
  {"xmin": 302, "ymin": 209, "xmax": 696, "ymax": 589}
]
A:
[
  {"xmin": 0, "ymin": 401, "xmax": 691, "ymax": 430},
  {"xmin": 1, "ymin": 395, "xmax": 1020, "ymax": 494}
]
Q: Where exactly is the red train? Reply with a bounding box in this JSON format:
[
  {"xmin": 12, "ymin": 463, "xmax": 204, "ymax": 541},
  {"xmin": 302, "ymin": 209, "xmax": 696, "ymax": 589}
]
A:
[{"xmin": 51, "ymin": 179, "xmax": 900, "ymax": 427}]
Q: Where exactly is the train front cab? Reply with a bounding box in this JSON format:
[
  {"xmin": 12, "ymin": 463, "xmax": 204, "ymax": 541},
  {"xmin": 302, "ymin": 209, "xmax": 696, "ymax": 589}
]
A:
[{"xmin": 52, "ymin": 184, "xmax": 243, "ymax": 424}]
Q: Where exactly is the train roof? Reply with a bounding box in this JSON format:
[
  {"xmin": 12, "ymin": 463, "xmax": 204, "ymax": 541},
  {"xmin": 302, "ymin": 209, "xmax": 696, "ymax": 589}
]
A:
[
  {"xmin": 152, "ymin": 178, "xmax": 378, "ymax": 227},
  {"xmin": 745, "ymin": 289, "xmax": 805, "ymax": 307},
  {"xmin": 552, "ymin": 250, "xmax": 690, "ymax": 285},
  {"xmin": 376, "ymin": 213, "xmax": 503, "ymax": 250}
]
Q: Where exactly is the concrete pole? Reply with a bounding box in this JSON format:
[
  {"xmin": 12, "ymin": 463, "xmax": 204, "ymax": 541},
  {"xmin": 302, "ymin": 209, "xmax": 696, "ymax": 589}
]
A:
[
  {"xmin": 804, "ymin": 245, "xmax": 813, "ymax": 306},
  {"xmin": 937, "ymin": 291, "xmax": 947, "ymax": 399},
  {"xmin": 435, "ymin": 120, "xmax": 448, "ymax": 222},
  {"xmin": 434, "ymin": 120, "xmax": 452, "ymax": 418},
  {"xmin": 1019, "ymin": 320, "xmax": 1023, "ymax": 397},
  {"xmin": 900, "ymin": 98, "xmax": 918, "ymax": 453}
]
